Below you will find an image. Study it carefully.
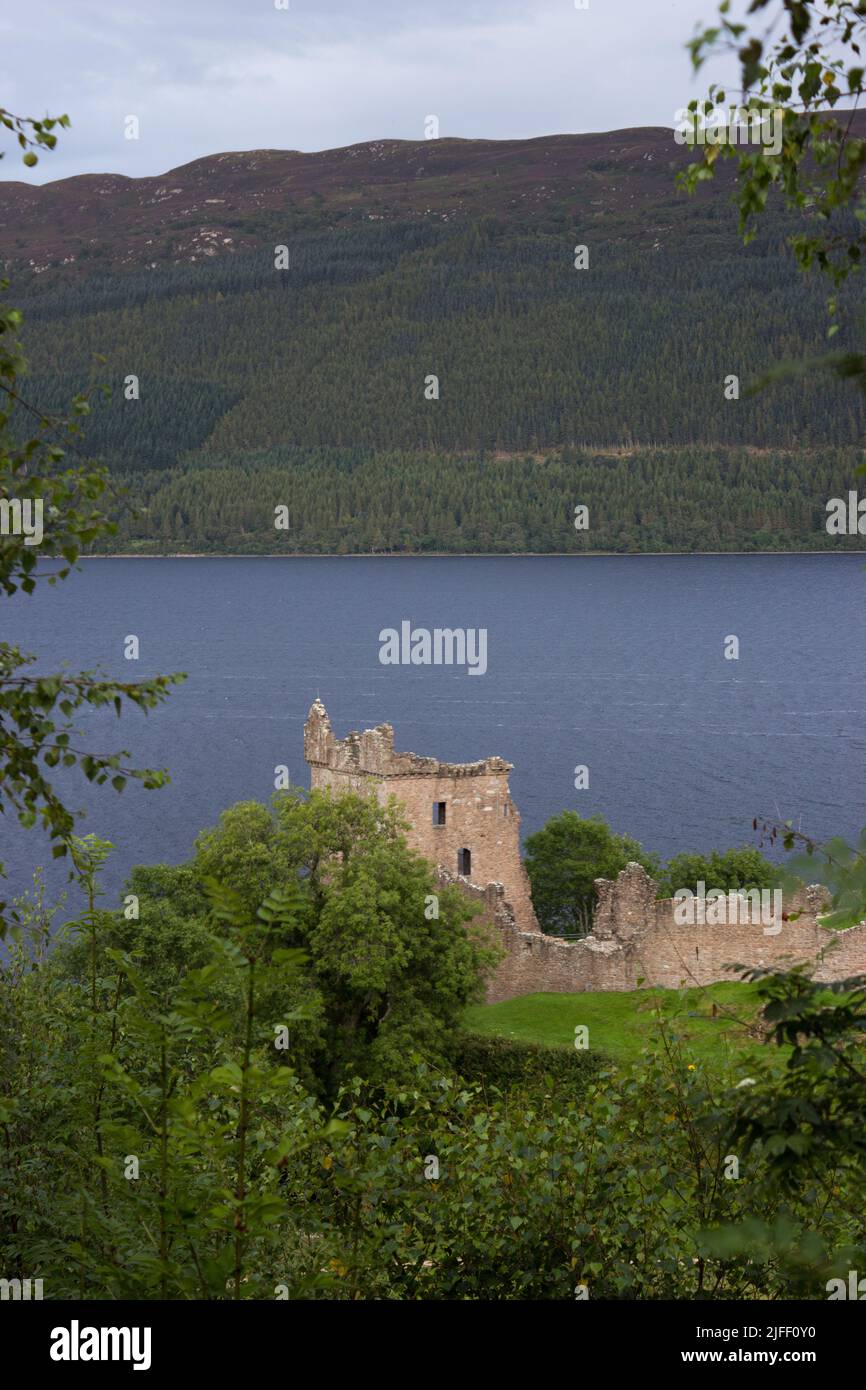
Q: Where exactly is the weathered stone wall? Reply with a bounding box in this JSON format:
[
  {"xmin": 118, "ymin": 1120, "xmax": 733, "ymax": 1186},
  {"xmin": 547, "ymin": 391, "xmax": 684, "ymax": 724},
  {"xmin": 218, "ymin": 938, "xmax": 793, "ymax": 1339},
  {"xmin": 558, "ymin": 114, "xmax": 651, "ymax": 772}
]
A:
[
  {"xmin": 304, "ymin": 700, "xmax": 539, "ymax": 932},
  {"xmin": 484, "ymin": 863, "xmax": 866, "ymax": 1003}
]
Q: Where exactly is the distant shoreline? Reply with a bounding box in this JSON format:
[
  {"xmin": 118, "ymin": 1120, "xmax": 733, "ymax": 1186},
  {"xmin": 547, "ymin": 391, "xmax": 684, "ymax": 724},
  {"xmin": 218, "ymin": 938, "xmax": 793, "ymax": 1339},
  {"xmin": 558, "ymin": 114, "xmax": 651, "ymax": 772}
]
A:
[{"xmin": 81, "ymin": 550, "xmax": 866, "ymax": 559}]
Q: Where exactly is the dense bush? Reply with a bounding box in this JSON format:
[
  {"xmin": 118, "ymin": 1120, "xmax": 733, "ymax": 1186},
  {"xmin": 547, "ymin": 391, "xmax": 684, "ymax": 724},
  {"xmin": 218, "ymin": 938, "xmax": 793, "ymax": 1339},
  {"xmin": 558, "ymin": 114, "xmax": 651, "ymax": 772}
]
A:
[{"xmin": 454, "ymin": 1031, "xmax": 604, "ymax": 1095}]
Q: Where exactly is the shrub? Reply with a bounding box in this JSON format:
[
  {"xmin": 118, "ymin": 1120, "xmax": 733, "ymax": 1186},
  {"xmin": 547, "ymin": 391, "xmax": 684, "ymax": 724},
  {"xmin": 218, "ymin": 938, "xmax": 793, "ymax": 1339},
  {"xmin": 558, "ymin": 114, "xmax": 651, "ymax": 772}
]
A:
[{"xmin": 454, "ymin": 1031, "xmax": 605, "ymax": 1094}]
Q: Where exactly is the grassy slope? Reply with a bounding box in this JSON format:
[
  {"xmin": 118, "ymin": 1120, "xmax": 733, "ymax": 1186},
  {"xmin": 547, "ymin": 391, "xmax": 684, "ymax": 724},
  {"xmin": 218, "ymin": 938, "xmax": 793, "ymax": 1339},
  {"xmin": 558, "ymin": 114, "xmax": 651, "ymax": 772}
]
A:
[{"xmin": 464, "ymin": 981, "xmax": 775, "ymax": 1066}]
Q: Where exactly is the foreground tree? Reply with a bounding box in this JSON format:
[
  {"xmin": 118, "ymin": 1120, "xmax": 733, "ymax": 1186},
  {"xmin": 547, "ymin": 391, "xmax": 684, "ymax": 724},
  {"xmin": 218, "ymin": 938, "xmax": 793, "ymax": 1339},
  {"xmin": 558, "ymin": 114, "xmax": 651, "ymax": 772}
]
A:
[
  {"xmin": 196, "ymin": 790, "xmax": 502, "ymax": 1092},
  {"xmin": 682, "ymin": 0, "xmax": 866, "ymax": 382},
  {"xmin": 62, "ymin": 789, "xmax": 501, "ymax": 1097},
  {"xmin": 0, "ymin": 105, "xmax": 184, "ymax": 935}
]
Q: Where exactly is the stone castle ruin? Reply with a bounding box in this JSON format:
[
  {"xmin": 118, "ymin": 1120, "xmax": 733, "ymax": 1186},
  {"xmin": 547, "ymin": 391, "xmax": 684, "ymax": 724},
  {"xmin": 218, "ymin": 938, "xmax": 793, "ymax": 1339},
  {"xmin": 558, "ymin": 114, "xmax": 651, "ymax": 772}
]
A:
[
  {"xmin": 304, "ymin": 698, "xmax": 538, "ymax": 932},
  {"xmin": 304, "ymin": 702, "xmax": 866, "ymax": 1003}
]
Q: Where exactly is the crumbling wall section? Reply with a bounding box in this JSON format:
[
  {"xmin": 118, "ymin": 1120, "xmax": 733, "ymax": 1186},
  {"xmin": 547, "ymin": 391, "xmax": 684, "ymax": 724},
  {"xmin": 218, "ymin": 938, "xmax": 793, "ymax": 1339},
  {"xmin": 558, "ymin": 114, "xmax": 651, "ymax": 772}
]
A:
[{"xmin": 484, "ymin": 862, "xmax": 866, "ymax": 1003}]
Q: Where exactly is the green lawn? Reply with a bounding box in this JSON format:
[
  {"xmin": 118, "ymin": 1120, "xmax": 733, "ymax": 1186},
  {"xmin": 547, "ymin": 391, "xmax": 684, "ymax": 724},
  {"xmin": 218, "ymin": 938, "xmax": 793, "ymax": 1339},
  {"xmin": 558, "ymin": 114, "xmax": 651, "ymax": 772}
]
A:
[{"xmin": 464, "ymin": 982, "xmax": 777, "ymax": 1067}]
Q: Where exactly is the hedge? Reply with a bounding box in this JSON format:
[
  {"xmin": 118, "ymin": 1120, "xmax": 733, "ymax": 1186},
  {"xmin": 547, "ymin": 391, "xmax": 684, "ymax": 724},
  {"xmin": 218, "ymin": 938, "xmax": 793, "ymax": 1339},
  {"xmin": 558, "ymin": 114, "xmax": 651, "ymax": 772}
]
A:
[{"xmin": 454, "ymin": 1031, "xmax": 607, "ymax": 1095}]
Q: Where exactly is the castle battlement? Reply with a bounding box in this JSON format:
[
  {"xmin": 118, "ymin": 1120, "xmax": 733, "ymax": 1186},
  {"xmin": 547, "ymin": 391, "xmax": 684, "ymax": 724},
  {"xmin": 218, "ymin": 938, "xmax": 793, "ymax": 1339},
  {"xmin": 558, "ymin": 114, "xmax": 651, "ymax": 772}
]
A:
[{"xmin": 304, "ymin": 698, "xmax": 511, "ymax": 779}]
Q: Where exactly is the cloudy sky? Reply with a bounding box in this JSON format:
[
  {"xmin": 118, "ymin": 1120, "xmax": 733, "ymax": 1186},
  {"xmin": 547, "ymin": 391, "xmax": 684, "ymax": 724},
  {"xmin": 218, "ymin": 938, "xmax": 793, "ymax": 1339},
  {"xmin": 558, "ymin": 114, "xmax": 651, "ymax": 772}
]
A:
[{"xmin": 0, "ymin": 0, "xmax": 742, "ymax": 183}]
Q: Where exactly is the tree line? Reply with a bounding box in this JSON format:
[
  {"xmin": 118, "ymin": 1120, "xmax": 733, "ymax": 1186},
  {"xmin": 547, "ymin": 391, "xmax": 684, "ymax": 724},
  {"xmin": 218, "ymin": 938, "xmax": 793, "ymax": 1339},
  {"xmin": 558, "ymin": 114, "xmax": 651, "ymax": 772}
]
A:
[{"xmin": 90, "ymin": 443, "xmax": 865, "ymax": 553}]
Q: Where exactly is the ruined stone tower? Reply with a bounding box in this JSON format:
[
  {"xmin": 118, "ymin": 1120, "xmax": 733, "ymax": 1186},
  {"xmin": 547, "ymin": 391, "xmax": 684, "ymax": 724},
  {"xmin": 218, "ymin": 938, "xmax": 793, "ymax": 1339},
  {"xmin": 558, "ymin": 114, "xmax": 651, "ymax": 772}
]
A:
[{"xmin": 304, "ymin": 699, "xmax": 539, "ymax": 932}]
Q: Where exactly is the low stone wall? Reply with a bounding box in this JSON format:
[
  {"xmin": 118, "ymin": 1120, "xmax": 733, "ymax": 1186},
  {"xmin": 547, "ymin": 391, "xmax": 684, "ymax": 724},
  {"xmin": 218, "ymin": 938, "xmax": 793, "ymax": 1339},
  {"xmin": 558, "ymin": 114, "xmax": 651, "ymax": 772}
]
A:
[{"xmin": 468, "ymin": 863, "xmax": 866, "ymax": 1004}]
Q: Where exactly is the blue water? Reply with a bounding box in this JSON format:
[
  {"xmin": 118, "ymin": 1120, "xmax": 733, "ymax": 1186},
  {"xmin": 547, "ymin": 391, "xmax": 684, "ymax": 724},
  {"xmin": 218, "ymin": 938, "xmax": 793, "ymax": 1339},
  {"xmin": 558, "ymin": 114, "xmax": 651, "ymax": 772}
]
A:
[{"xmin": 2, "ymin": 555, "xmax": 864, "ymax": 913}]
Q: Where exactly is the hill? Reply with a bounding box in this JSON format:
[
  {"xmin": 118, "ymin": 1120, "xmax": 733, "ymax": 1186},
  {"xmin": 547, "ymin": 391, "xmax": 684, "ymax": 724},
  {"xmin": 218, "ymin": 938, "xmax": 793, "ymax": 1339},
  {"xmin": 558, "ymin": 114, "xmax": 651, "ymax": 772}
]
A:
[
  {"xmin": 0, "ymin": 128, "xmax": 732, "ymax": 274},
  {"xmin": 3, "ymin": 127, "xmax": 865, "ymax": 554}
]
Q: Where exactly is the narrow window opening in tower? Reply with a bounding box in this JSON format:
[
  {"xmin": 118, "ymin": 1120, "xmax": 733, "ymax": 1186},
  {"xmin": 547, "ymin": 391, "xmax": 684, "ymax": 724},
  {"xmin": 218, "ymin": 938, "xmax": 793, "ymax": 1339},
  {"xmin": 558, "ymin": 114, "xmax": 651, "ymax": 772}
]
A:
[
  {"xmin": 433, "ymin": 801, "xmax": 447, "ymax": 826},
  {"xmin": 458, "ymin": 848, "xmax": 471, "ymax": 877}
]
